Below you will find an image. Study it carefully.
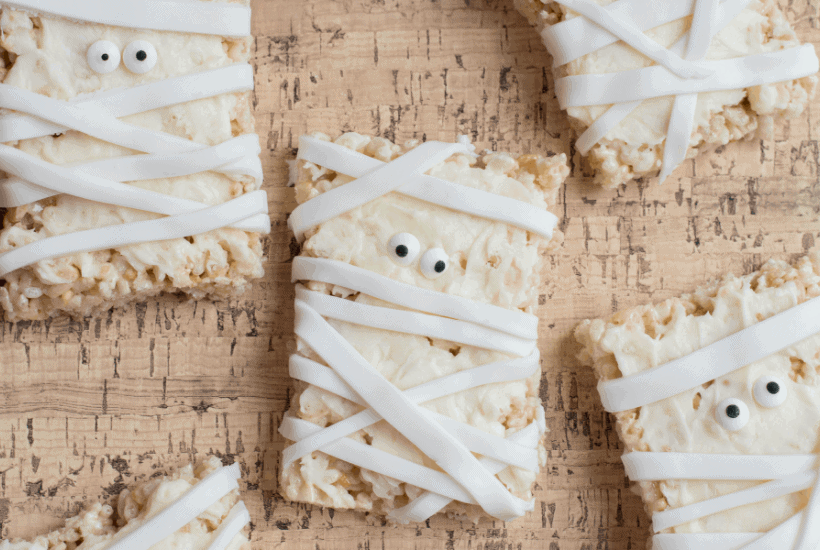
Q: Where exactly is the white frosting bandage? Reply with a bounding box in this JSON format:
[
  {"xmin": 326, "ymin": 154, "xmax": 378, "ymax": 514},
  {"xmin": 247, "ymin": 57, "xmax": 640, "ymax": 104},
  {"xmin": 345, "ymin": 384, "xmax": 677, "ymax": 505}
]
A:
[
  {"xmin": 0, "ymin": 1, "xmax": 268, "ymax": 278},
  {"xmin": 280, "ymin": 136, "xmax": 558, "ymax": 522},
  {"xmin": 107, "ymin": 463, "xmax": 250, "ymax": 550},
  {"xmin": 540, "ymin": 0, "xmax": 820, "ymax": 181},
  {"xmin": 597, "ymin": 294, "xmax": 820, "ymax": 548}
]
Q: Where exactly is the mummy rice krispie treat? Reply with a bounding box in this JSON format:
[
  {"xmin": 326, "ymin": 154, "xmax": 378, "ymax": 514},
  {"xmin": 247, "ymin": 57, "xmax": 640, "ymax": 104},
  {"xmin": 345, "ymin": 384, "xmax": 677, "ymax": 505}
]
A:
[
  {"xmin": 278, "ymin": 133, "xmax": 569, "ymax": 522},
  {"xmin": 0, "ymin": 458, "xmax": 250, "ymax": 550},
  {"xmin": 575, "ymin": 251, "xmax": 820, "ymax": 548},
  {"xmin": 0, "ymin": 0, "xmax": 268, "ymax": 320},
  {"xmin": 515, "ymin": 0, "xmax": 820, "ymax": 187}
]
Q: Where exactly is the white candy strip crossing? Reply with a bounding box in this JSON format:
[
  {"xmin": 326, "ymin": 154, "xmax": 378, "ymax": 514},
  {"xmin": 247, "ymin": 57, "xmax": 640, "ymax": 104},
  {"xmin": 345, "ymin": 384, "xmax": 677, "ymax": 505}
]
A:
[
  {"xmin": 2, "ymin": 0, "xmax": 250, "ymax": 37},
  {"xmin": 293, "ymin": 298, "xmax": 534, "ymax": 520},
  {"xmin": 599, "ymin": 294, "xmax": 820, "ymax": 412},
  {"xmin": 292, "ymin": 136, "xmax": 558, "ymax": 241},
  {"xmin": 542, "ymin": 0, "xmax": 819, "ymax": 181},
  {"xmin": 104, "ymin": 464, "xmax": 247, "ymax": 550},
  {"xmin": 205, "ymin": 502, "xmax": 252, "ymax": 550},
  {"xmin": 295, "ymin": 286, "xmax": 536, "ymax": 356},
  {"xmin": 283, "ymin": 352, "xmax": 541, "ymax": 470},
  {"xmin": 623, "ymin": 452, "xmax": 820, "ymax": 481},
  {"xmin": 0, "ymin": 190, "xmax": 267, "ymax": 277},
  {"xmin": 0, "ymin": 64, "xmax": 269, "ymax": 275}
]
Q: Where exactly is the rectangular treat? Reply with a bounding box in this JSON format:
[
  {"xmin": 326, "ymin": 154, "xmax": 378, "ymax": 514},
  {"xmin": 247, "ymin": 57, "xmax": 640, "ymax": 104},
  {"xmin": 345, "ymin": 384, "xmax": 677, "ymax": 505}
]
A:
[
  {"xmin": 279, "ymin": 132, "xmax": 569, "ymax": 521},
  {"xmin": 0, "ymin": 0, "xmax": 265, "ymax": 320},
  {"xmin": 515, "ymin": 0, "xmax": 818, "ymax": 187},
  {"xmin": 0, "ymin": 456, "xmax": 249, "ymax": 550},
  {"xmin": 575, "ymin": 251, "xmax": 820, "ymax": 540}
]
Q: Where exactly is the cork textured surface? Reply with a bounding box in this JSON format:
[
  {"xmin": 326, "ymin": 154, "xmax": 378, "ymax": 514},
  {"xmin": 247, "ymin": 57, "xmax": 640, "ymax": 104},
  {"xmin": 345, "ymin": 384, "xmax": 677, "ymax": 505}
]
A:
[{"xmin": 1, "ymin": 0, "xmax": 819, "ymax": 548}]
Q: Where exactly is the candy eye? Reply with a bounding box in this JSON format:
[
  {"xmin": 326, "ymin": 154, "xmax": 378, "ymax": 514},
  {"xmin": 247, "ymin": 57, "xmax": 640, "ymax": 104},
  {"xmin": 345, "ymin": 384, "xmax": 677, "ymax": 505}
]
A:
[
  {"xmin": 715, "ymin": 398, "xmax": 749, "ymax": 432},
  {"xmin": 388, "ymin": 233, "xmax": 420, "ymax": 266},
  {"xmin": 123, "ymin": 40, "xmax": 157, "ymax": 74},
  {"xmin": 754, "ymin": 376, "xmax": 787, "ymax": 408},
  {"xmin": 87, "ymin": 40, "xmax": 120, "ymax": 74},
  {"xmin": 420, "ymin": 248, "xmax": 449, "ymax": 279}
]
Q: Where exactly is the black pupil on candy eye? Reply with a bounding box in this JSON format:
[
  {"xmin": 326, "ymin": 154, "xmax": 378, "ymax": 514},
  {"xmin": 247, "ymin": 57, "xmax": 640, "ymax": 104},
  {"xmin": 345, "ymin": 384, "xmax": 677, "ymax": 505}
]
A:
[
  {"xmin": 767, "ymin": 381, "xmax": 780, "ymax": 394},
  {"xmin": 434, "ymin": 260, "xmax": 446, "ymax": 273},
  {"xmin": 101, "ymin": 53, "xmax": 109, "ymax": 61},
  {"xmin": 136, "ymin": 50, "xmax": 147, "ymax": 61},
  {"xmin": 395, "ymin": 245, "xmax": 408, "ymax": 258},
  {"xmin": 726, "ymin": 404, "xmax": 740, "ymax": 419}
]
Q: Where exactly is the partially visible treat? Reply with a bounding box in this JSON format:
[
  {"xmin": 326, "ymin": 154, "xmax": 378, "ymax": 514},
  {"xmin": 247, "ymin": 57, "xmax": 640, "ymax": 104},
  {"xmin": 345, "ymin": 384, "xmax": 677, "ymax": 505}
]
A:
[
  {"xmin": 0, "ymin": 0, "xmax": 265, "ymax": 321},
  {"xmin": 516, "ymin": 0, "xmax": 818, "ymax": 187},
  {"xmin": 575, "ymin": 251, "xmax": 820, "ymax": 537},
  {"xmin": 0, "ymin": 456, "xmax": 250, "ymax": 550}
]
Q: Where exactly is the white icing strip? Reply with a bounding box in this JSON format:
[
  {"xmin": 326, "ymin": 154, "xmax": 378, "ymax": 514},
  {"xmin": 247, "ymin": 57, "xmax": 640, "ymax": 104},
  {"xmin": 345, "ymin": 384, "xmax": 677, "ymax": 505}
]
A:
[
  {"xmin": 792, "ymin": 466, "xmax": 820, "ymax": 550},
  {"xmin": 280, "ymin": 412, "xmax": 478, "ymax": 505},
  {"xmin": 104, "ymin": 464, "xmax": 242, "ymax": 550},
  {"xmin": 555, "ymin": 45, "xmax": 820, "ymax": 109},
  {"xmin": 1, "ymin": 0, "xmax": 251, "ymax": 37},
  {"xmin": 0, "ymin": 137, "xmax": 263, "ymax": 223},
  {"xmin": 290, "ymin": 140, "xmax": 467, "ymax": 241},
  {"xmin": 554, "ymin": 0, "xmax": 712, "ymax": 79},
  {"xmin": 0, "ymin": 190, "xmax": 269, "ymax": 277},
  {"xmin": 598, "ymin": 294, "xmax": 820, "ymax": 412},
  {"xmin": 293, "ymin": 299, "xmax": 532, "ymax": 521},
  {"xmin": 652, "ymin": 470, "xmax": 816, "ymax": 532},
  {"xmin": 542, "ymin": 0, "xmax": 750, "ymax": 66},
  {"xmin": 204, "ymin": 502, "xmax": 251, "ymax": 550},
  {"xmin": 295, "ymin": 285, "xmax": 536, "ymax": 357},
  {"xmin": 284, "ymin": 353, "xmax": 540, "ymax": 470},
  {"xmin": 294, "ymin": 136, "xmax": 558, "ymax": 240},
  {"xmin": 292, "ymin": 256, "xmax": 539, "ymax": 339},
  {"xmin": 623, "ymin": 452, "xmax": 820, "ymax": 481},
  {"xmin": 0, "ymin": 64, "xmax": 254, "ymax": 143},
  {"xmin": 388, "ymin": 418, "xmax": 543, "ymax": 524}
]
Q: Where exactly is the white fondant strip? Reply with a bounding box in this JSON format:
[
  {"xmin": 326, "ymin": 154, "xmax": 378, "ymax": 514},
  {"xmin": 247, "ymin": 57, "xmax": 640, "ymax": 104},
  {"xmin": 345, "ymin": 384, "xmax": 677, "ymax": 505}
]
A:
[
  {"xmin": 204, "ymin": 502, "xmax": 251, "ymax": 550},
  {"xmin": 295, "ymin": 136, "xmax": 558, "ymax": 240},
  {"xmin": 292, "ymin": 256, "xmax": 538, "ymax": 339},
  {"xmin": 1, "ymin": 0, "xmax": 251, "ymax": 37},
  {"xmin": 652, "ymin": 470, "xmax": 816, "ymax": 532},
  {"xmin": 598, "ymin": 294, "xmax": 820, "ymax": 412},
  {"xmin": 0, "ymin": 65, "xmax": 255, "ymax": 143},
  {"xmin": 293, "ymin": 299, "xmax": 531, "ymax": 520},
  {"xmin": 0, "ymin": 190, "xmax": 269, "ymax": 277},
  {"xmin": 280, "ymin": 413, "xmax": 477, "ymax": 505},
  {"xmin": 283, "ymin": 353, "xmax": 540, "ymax": 470},
  {"xmin": 623, "ymin": 452, "xmax": 820, "ymax": 481},
  {"xmin": 104, "ymin": 464, "xmax": 241, "ymax": 550},
  {"xmin": 290, "ymin": 140, "xmax": 467, "ymax": 240},
  {"xmin": 554, "ymin": 0, "xmax": 712, "ymax": 79},
  {"xmin": 792, "ymin": 466, "xmax": 820, "ymax": 550},
  {"xmin": 388, "ymin": 420, "xmax": 543, "ymax": 523},
  {"xmin": 556, "ymin": 46, "xmax": 819, "ymax": 109},
  {"xmin": 295, "ymin": 286, "xmax": 535, "ymax": 356},
  {"xmin": 652, "ymin": 533, "xmax": 764, "ymax": 550}
]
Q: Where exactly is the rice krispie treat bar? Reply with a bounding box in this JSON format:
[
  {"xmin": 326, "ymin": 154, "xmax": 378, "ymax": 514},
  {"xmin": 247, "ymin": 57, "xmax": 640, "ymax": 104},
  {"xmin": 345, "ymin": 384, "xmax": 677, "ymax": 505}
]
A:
[
  {"xmin": 0, "ymin": 0, "xmax": 268, "ymax": 321},
  {"xmin": 515, "ymin": 0, "xmax": 819, "ymax": 187},
  {"xmin": 575, "ymin": 251, "xmax": 820, "ymax": 547},
  {"xmin": 278, "ymin": 132, "xmax": 568, "ymax": 522},
  {"xmin": 0, "ymin": 457, "xmax": 250, "ymax": 550}
]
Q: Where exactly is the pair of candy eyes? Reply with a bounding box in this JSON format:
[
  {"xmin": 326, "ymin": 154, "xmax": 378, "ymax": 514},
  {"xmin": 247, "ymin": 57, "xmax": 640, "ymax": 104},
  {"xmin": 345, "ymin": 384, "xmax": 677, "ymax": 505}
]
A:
[
  {"xmin": 714, "ymin": 376, "xmax": 787, "ymax": 431},
  {"xmin": 87, "ymin": 40, "xmax": 158, "ymax": 75},
  {"xmin": 388, "ymin": 233, "xmax": 449, "ymax": 279}
]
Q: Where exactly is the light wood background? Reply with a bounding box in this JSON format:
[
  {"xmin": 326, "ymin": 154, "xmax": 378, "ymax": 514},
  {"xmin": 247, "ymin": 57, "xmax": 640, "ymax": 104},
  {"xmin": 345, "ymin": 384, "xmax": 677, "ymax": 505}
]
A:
[{"xmin": 1, "ymin": 0, "xmax": 819, "ymax": 548}]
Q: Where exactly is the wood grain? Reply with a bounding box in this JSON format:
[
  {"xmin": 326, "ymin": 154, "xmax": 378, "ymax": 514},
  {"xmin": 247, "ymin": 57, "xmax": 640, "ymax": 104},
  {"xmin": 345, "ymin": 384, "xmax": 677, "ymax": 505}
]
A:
[{"xmin": 1, "ymin": 0, "xmax": 819, "ymax": 548}]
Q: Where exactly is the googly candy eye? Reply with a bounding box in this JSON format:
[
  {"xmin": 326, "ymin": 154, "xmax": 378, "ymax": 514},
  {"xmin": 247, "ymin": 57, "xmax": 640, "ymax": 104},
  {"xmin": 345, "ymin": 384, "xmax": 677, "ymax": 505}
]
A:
[
  {"xmin": 87, "ymin": 40, "xmax": 120, "ymax": 74},
  {"xmin": 388, "ymin": 233, "xmax": 420, "ymax": 266},
  {"xmin": 715, "ymin": 398, "xmax": 749, "ymax": 431},
  {"xmin": 753, "ymin": 375, "xmax": 787, "ymax": 408},
  {"xmin": 420, "ymin": 248, "xmax": 449, "ymax": 279},
  {"xmin": 123, "ymin": 40, "xmax": 157, "ymax": 74}
]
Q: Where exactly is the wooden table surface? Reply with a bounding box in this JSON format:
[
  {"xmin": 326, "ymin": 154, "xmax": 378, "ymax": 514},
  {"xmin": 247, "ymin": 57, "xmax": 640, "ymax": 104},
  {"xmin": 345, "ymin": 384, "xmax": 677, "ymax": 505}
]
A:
[{"xmin": 1, "ymin": 0, "xmax": 820, "ymax": 548}]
